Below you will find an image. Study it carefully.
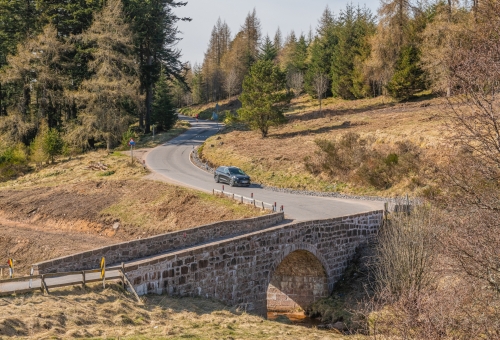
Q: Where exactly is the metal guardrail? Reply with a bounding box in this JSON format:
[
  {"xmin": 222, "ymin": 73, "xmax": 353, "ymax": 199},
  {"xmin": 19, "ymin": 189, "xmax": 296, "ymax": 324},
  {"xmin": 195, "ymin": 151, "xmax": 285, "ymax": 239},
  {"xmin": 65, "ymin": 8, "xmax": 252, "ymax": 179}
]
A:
[
  {"xmin": 0, "ymin": 265, "xmax": 137, "ymax": 300},
  {"xmin": 213, "ymin": 189, "xmax": 284, "ymax": 212}
]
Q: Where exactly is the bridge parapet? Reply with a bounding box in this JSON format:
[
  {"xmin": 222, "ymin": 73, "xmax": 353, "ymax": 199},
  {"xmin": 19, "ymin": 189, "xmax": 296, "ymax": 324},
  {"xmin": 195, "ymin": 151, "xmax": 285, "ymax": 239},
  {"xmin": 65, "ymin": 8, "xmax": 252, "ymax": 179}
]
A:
[{"xmin": 33, "ymin": 212, "xmax": 284, "ymax": 274}]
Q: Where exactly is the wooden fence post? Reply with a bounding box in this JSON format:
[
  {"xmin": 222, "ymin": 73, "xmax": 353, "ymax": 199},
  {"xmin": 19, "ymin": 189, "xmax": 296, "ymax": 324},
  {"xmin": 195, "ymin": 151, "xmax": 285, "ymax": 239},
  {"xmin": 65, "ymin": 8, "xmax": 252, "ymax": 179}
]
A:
[{"xmin": 82, "ymin": 271, "xmax": 86, "ymax": 288}]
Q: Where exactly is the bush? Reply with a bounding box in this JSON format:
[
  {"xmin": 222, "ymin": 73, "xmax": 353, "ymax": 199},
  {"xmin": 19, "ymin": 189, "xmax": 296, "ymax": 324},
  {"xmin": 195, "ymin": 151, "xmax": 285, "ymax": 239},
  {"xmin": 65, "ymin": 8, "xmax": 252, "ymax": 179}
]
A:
[
  {"xmin": 121, "ymin": 129, "xmax": 137, "ymax": 148},
  {"xmin": 43, "ymin": 128, "xmax": 64, "ymax": 163},
  {"xmin": 304, "ymin": 133, "xmax": 421, "ymax": 190},
  {"xmin": 0, "ymin": 143, "xmax": 29, "ymax": 181}
]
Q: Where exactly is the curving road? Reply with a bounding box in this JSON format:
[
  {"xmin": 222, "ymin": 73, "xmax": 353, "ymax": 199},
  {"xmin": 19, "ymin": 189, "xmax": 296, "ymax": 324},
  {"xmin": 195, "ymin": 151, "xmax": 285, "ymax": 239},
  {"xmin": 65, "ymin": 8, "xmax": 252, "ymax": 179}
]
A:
[{"xmin": 146, "ymin": 116, "xmax": 383, "ymax": 221}]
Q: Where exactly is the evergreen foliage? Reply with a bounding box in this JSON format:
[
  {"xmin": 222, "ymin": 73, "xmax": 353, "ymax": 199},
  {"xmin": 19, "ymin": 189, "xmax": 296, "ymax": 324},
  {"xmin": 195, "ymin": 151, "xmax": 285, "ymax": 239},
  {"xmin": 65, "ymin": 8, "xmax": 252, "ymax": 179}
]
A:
[
  {"xmin": 386, "ymin": 45, "xmax": 426, "ymax": 100},
  {"xmin": 152, "ymin": 73, "xmax": 178, "ymax": 131},
  {"xmin": 43, "ymin": 127, "xmax": 64, "ymax": 163},
  {"xmin": 238, "ymin": 60, "xmax": 290, "ymax": 138},
  {"xmin": 122, "ymin": 0, "xmax": 187, "ymax": 133},
  {"xmin": 259, "ymin": 35, "xmax": 277, "ymax": 61},
  {"xmin": 330, "ymin": 5, "xmax": 375, "ymax": 99}
]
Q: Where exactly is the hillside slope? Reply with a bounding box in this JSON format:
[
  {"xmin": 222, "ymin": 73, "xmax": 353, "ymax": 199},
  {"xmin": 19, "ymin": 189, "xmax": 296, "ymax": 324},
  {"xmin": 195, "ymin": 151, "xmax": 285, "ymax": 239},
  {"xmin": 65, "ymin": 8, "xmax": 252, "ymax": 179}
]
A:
[{"xmin": 198, "ymin": 94, "xmax": 446, "ymax": 197}]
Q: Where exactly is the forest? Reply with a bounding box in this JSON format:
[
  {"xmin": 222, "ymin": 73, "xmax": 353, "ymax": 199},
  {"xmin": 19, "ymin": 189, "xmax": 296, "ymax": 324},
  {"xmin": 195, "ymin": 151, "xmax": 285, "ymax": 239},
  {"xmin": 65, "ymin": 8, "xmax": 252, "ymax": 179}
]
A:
[
  {"xmin": 0, "ymin": 0, "xmax": 183, "ymax": 178},
  {"xmin": 174, "ymin": 0, "xmax": 471, "ymax": 106}
]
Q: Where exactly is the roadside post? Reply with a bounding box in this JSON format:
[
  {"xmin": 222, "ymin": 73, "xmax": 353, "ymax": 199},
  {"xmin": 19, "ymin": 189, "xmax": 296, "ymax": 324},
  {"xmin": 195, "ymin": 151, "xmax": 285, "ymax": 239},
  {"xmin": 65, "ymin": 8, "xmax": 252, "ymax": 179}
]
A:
[
  {"xmin": 29, "ymin": 267, "xmax": 34, "ymax": 288},
  {"xmin": 100, "ymin": 257, "xmax": 106, "ymax": 288},
  {"xmin": 152, "ymin": 124, "xmax": 156, "ymax": 141},
  {"xmin": 128, "ymin": 138, "xmax": 136, "ymax": 164},
  {"xmin": 8, "ymin": 258, "xmax": 13, "ymax": 278}
]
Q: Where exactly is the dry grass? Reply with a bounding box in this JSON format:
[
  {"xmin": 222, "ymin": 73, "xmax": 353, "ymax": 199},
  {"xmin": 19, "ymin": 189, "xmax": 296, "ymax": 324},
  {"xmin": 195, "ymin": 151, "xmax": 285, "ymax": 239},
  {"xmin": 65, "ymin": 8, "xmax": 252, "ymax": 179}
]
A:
[
  {"xmin": 0, "ymin": 150, "xmax": 266, "ymax": 275},
  {"xmin": 0, "ymin": 283, "xmax": 356, "ymax": 339},
  {"xmin": 200, "ymin": 94, "xmax": 448, "ymax": 196}
]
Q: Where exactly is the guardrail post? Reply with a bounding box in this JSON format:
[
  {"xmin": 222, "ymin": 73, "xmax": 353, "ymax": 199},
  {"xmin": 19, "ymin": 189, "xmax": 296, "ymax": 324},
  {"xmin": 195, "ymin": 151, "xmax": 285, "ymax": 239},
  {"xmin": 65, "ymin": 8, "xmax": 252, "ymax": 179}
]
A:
[
  {"xmin": 41, "ymin": 275, "xmax": 49, "ymax": 294},
  {"xmin": 121, "ymin": 263, "xmax": 125, "ymax": 288}
]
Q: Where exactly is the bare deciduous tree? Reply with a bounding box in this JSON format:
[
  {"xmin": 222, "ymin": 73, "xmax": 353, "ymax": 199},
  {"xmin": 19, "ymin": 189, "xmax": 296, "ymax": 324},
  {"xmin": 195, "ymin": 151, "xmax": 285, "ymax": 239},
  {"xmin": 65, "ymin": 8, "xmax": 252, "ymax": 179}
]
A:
[
  {"xmin": 313, "ymin": 72, "xmax": 328, "ymax": 115},
  {"xmin": 287, "ymin": 70, "xmax": 304, "ymax": 97},
  {"xmin": 441, "ymin": 0, "xmax": 500, "ymax": 295},
  {"xmin": 224, "ymin": 68, "xmax": 238, "ymax": 99}
]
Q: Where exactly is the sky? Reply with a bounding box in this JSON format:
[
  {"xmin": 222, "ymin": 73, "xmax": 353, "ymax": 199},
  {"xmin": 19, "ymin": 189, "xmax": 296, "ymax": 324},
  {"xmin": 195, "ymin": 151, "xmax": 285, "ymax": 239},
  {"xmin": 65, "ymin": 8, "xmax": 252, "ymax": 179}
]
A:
[{"xmin": 174, "ymin": 0, "xmax": 380, "ymax": 66}]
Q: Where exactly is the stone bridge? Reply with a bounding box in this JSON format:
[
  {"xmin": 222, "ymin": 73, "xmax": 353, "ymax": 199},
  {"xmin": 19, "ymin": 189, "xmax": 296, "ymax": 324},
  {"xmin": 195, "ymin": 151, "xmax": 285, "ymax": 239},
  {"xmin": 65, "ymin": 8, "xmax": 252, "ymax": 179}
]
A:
[
  {"xmin": 34, "ymin": 210, "xmax": 382, "ymax": 316},
  {"xmin": 123, "ymin": 210, "xmax": 382, "ymax": 316}
]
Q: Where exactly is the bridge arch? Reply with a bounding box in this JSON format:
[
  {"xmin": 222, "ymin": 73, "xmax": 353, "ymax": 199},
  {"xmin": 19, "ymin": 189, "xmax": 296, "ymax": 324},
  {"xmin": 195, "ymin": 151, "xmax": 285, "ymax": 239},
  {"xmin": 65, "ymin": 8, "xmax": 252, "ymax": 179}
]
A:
[{"xmin": 266, "ymin": 244, "xmax": 330, "ymax": 312}]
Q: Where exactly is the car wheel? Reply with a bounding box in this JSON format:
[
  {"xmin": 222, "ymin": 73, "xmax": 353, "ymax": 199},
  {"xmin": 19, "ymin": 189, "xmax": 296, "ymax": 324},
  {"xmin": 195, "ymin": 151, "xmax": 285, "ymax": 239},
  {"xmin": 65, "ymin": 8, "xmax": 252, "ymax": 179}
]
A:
[
  {"xmin": 230, "ymin": 179, "xmax": 235, "ymax": 187},
  {"xmin": 215, "ymin": 175, "xmax": 219, "ymax": 183}
]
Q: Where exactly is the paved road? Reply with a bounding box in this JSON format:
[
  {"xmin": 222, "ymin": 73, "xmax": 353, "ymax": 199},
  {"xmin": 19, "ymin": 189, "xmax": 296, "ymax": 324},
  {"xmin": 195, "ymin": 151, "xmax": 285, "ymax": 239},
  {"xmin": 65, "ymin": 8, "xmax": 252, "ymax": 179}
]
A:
[{"xmin": 146, "ymin": 116, "xmax": 383, "ymax": 221}]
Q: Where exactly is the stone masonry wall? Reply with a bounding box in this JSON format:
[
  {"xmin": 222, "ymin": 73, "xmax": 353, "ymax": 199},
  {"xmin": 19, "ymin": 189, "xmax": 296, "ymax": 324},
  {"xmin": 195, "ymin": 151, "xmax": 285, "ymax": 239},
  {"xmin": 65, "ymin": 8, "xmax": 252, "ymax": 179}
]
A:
[
  {"xmin": 267, "ymin": 249, "xmax": 328, "ymax": 312},
  {"xmin": 124, "ymin": 210, "xmax": 383, "ymax": 316},
  {"xmin": 32, "ymin": 212, "xmax": 284, "ymax": 274}
]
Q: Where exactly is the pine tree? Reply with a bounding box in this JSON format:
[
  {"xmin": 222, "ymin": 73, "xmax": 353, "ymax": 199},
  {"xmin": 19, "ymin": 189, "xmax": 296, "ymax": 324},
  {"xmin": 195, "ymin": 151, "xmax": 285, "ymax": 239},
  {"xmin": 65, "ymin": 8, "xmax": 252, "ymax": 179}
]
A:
[
  {"xmin": 238, "ymin": 60, "xmax": 290, "ymax": 138},
  {"xmin": 363, "ymin": 0, "xmax": 416, "ymax": 92},
  {"xmin": 0, "ymin": 0, "xmax": 37, "ymax": 67},
  {"xmin": 273, "ymin": 27, "xmax": 283, "ymax": 52},
  {"xmin": 386, "ymin": 45, "xmax": 425, "ymax": 100},
  {"xmin": 122, "ymin": 0, "xmax": 187, "ymax": 133},
  {"xmin": 76, "ymin": 0, "xmax": 139, "ymax": 151},
  {"xmin": 0, "ymin": 25, "xmax": 69, "ymax": 137},
  {"xmin": 331, "ymin": 4, "xmax": 375, "ymax": 99},
  {"xmin": 35, "ymin": 0, "xmax": 103, "ymax": 38},
  {"xmin": 240, "ymin": 9, "xmax": 262, "ymax": 69},
  {"xmin": 151, "ymin": 72, "xmax": 177, "ymax": 131},
  {"xmin": 259, "ymin": 35, "xmax": 277, "ymax": 61}
]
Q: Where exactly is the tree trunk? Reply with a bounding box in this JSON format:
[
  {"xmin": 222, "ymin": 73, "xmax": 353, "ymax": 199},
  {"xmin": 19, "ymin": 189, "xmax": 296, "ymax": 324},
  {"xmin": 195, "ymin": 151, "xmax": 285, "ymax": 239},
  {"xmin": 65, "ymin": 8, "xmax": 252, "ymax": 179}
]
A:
[
  {"xmin": 145, "ymin": 55, "xmax": 153, "ymax": 134},
  {"xmin": 319, "ymin": 95, "xmax": 322, "ymax": 116},
  {"xmin": 139, "ymin": 44, "xmax": 144, "ymax": 131}
]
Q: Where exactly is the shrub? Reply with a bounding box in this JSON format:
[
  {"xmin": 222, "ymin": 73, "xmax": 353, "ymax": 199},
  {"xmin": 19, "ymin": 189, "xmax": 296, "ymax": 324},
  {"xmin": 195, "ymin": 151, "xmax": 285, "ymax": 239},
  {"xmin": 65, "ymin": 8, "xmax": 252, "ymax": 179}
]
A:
[
  {"xmin": 121, "ymin": 129, "xmax": 137, "ymax": 148},
  {"xmin": 304, "ymin": 133, "xmax": 421, "ymax": 190},
  {"xmin": 43, "ymin": 128, "xmax": 64, "ymax": 163},
  {"xmin": 0, "ymin": 143, "xmax": 29, "ymax": 181}
]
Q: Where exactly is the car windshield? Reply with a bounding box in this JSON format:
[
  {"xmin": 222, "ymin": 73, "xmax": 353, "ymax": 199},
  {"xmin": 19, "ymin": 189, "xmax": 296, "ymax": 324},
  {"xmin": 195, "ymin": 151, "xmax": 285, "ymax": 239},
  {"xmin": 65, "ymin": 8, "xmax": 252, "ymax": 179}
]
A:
[{"xmin": 228, "ymin": 168, "xmax": 246, "ymax": 175}]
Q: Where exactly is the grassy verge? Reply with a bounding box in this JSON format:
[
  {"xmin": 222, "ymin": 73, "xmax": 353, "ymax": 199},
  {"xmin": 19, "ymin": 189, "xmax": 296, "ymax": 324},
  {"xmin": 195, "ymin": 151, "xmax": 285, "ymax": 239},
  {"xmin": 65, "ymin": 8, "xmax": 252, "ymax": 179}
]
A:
[{"xmin": 0, "ymin": 283, "xmax": 355, "ymax": 339}]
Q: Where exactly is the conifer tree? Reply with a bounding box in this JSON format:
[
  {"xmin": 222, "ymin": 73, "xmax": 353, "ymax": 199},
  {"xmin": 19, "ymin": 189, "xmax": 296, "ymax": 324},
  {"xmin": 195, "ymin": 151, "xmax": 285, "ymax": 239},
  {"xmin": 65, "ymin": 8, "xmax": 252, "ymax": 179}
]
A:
[
  {"xmin": 238, "ymin": 60, "xmax": 290, "ymax": 138},
  {"xmin": 273, "ymin": 27, "xmax": 283, "ymax": 52},
  {"xmin": 305, "ymin": 6, "xmax": 338, "ymax": 97},
  {"xmin": 0, "ymin": 0, "xmax": 37, "ymax": 67},
  {"xmin": 240, "ymin": 9, "xmax": 262, "ymax": 69},
  {"xmin": 331, "ymin": 5, "xmax": 375, "ymax": 99},
  {"xmin": 151, "ymin": 72, "xmax": 177, "ymax": 131},
  {"xmin": 259, "ymin": 35, "xmax": 277, "ymax": 61},
  {"xmin": 386, "ymin": 45, "xmax": 425, "ymax": 100},
  {"xmin": 76, "ymin": 0, "xmax": 139, "ymax": 151},
  {"xmin": 0, "ymin": 25, "xmax": 69, "ymax": 138},
  {"xmin": 122, "ymin": 0, "xmax": 187, "ymax": 133}
]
